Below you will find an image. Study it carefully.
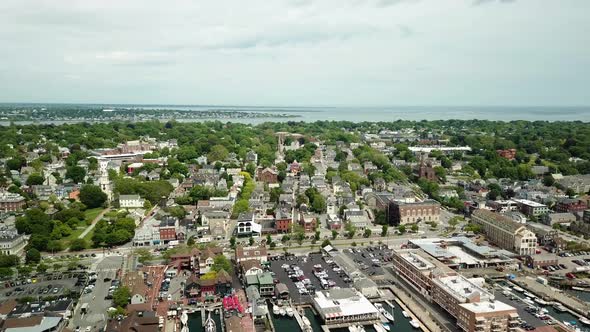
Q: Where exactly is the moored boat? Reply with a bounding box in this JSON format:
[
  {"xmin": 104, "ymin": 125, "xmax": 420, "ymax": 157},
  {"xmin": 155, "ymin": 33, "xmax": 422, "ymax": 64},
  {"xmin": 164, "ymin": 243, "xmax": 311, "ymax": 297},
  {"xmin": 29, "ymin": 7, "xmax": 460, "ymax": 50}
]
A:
[
  {"xmin": 410, "ymin": 320, "xmax": 420, "ymax": 329},
  {"xmin": 579, "ymin": 317, "xmax": 590, "ymax": 326},
  {"xmin": 373, "ymin": 323, "xmax": 386, "ymax": 332},
  {"xmin": 279, "ymin": 308, "xmax": 286, "ymax": 316},
  {"xmin": 402, "ymin": 311, "xmax": 410, "ymax": 318},
  {"xmin": 204, "ymin": 312, "xmax": 216, "ymax": 332},
  {"xmin": 273, "ymin": 304, "xmax": 280, "ymax": 315},
  {"xmin": 382, "ymin": 323, "xmax": 391, "ymax": 331},
  {"xmin": 286, "ymin": 306, "xmax": 294, "ymax": 317},
  {"xmin": 553, "ymin": 303, "xmax": 567, "ymax": 312}
]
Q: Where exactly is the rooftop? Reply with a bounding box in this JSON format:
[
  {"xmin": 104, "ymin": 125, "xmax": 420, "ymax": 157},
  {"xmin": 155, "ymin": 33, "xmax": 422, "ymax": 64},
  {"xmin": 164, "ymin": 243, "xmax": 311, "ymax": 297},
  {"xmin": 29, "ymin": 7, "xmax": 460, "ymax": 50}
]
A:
[
  {"xmin": 313, "ymin": 288, "xmax": 379, "ymax": 318},
  {"xmin": 433, "ymin": 275, "xmax": 492, "ymax": 303},
  {"xmin": 459, "ymin": 300, "xmax": 516, "ymax": 314}
]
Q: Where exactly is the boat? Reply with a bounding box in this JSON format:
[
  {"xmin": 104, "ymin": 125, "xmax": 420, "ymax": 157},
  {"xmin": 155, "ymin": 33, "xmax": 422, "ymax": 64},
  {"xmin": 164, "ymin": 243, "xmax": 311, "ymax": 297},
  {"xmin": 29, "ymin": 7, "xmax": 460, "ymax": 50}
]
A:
[
  {"xmin": 382, "ymin": 323, "xmax": 391, "ymax": 331},
  {"xmin": 375, "ymin": 303, "xmax": 394, "ymax": 322},
  {"xmin": 534, "ymin": 298, "xmax": 548, "ymax": 306},
  {"xmin": 402, "ymin": 311, "xmax": 410, "ymax": 318},
  {"xmin": 180, "ymin": 310, "xmax": 188, "ymax": 325},
  {"xmin": 302, "ymin": 316, "xmax": 312, "ymax": 327},
  {"xmin": 279, "ymin": 308, "xmax": 286, "ymax": 316},
  {"xmin": 273, "ymin": 304, "xmax": 280, "ymax": 315},
  {"xmin": 410, "ymin": 320, "xmax": 420, "ymax": 329},
  {"xmin": 348, "ymin": 325, "xmax": 366, "ymax": 332},
  {"xmin": 579, "ymin": 317, "xmax": 590, "ymax": 326},
  {"xmin": 180, "ymin": 326, "xmax": 188, "ymax": 332},
  {"xmin": 204, "ymin": 312, "xmax": 216, "ymax": 332},
  {"xmin": 513, "ymin": 286, "xmax": 525, "ymax": 293},
  {"xmin": 553, "ymin": 303, "xmax": 567, "ymax": 312},
  {"xmin": 373, "ymin": 324, "xmax": 386, "ymax": 332},
  {"xmin": 286, "ymin": 307, "xmax": 294, "ymax": 317}
]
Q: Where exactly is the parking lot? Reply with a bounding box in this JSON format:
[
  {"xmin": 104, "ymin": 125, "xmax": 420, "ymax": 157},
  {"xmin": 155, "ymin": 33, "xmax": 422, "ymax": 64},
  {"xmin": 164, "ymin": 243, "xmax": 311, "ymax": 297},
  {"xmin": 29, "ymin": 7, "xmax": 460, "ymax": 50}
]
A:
[
  {"xmin": 268, "ymin": 252, "xmax": 350, "ymax": 304},
  {"xmin": 1, "ymin": 274, "xmax": 83, "ymax": 300},
  {"xmin": 344, "ymin": 244, "xmax": 393, "ymax": 277},
  {"xmin": 493, "ymin": 290, "xmax": 546, "ymax": 329}
]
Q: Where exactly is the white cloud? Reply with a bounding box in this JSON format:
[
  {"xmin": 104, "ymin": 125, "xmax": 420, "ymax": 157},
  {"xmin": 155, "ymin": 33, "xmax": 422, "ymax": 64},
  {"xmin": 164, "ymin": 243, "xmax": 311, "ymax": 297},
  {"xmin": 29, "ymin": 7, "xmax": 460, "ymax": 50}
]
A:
[{"xmin": 0, "ymin": 0, "xmax": 588, "ymax": 106}]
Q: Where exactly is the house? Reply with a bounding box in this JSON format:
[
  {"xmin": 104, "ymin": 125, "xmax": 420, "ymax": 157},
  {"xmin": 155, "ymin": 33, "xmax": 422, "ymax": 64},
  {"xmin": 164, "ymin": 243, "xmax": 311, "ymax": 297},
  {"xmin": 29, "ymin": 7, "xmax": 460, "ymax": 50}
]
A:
[
  {"xmin": 257, "ymin": 168, "xmax": 278, "ymax": 184},
  {"xmin": 105, "ymin": 311, "xmax": 159, "ymax": 332},
  {"xmin": 236, "ymin": 212, "xmax": 261, "ymax": 237},
  {"xmin": 0, "ymin": 192, "xmax": 26, "ymax": 212},
  {"xmin": 299, "ymin": 213, "xmax": 317, "ymax": 232},
  {"xmin": 235, "ymin": 245, "xmax": 267, "ymax": 264},
  {"xmin": 274, "ymin": 209, "xmax": 292, "ymax": 233},
  {"xmin": 541, "ymin": 213, "xmax": 576, "ymax": 226},
  {"xmin": 239, "ymin": 259, "xmax": 263, "ymax": 280},
  {"xmin": 119, "ymin": 194, "xmax": 145, "ymax": 209},
  {"xmin": 123, "ymin": 271, "xmax": 148, "ymax": 305},
  {"xmin": 0, "ymin": 228, "xmax": 28, "ymax": 255},
  {"xmin": 245, "ymin": 151, "xmax": 258, "ymax": 165},
  {"xmin": 343, "ymin": 209, "xmax": 370, "ymax": 230},
  {"xmin": 245, "ymin": 272, "xmax": 275, "ymax": 296},
  {"xmin": 185, "ymin": 269, "xmax": 232, "ymax": 300},
  {"xmin": 554, "ymin": 198, "xmax": 587, "ymax": 213}
]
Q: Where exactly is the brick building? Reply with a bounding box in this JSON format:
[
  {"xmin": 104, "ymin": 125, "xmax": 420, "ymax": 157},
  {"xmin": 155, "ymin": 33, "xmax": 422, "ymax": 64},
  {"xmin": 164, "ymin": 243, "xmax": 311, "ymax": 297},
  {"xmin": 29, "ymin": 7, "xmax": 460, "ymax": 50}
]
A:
[
  {"xmin": 554, "ymin": 198, "xmax": 588, "ymax": 213},
  {"xmin": 387, "ymin": 200, "xmax": 440, "ymax": 225}
]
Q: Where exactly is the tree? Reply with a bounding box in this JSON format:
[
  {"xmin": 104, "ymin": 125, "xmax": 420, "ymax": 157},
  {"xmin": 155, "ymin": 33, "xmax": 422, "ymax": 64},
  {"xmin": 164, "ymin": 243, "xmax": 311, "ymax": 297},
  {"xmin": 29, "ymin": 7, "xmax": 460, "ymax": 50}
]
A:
[
  {"xmin": 207, "ymin": 144, "xmax": 229, "ymax": 162},
  {"xmin": 249, "ymin": 236, "xmax": 255, "ymax": 246},
  {"xmin": 69, "ymin": 239, "xmax": 88, "ymax": 251},
  {"xmin": 397, "ymin": 225, "xmax": 406, "ymax": 234},
  {"xmin": 266, "ymin": 234, "xmax": 273, "ymax": 246},
  {"xmin": 229, "ymin": 236, "xmax": 236, "ymax": 249},
  {"xmin": 448, "ymin": 216, "xmax": 463, "ymax": 229},
  {"xmin": 321, "ymin": 239, "xmax": 331, "ymax": 248},
  {"xmin": 331, "ymin": 230, "xmax": 338, "ymax": 240},
  {"xmin": 211, "ymin": 254, "xmax": 232, "ymax": 273},
  {"xmin": 80, "ymin": 185, "xmax": 107, "ymax": 208},
  {"xmin": 66, "ymin": 165, "xmax": 87, "ymax": 183},
  {"xmin": 36, "ymin": 263, "xmax": 49, "ymax": 273},
  {"xmin": 25, "ymin": 249, "xmax": 41, "ymax": 264},
  {"xmin": 113, "ymin": 286, "xmax": 131, "ymax": 308},
  {"xmin": 135, "ymin": 248, "xmax": 154, "ymax": 263},
  {"xmin": 410, "ymin": 224, "xmax": 419, "ymax": 232},
  {"xmin": 381, "ymin": 225, "xmax": 388, "ymax": 237},
  {"xmin": 363, "ymin": 228, "xmax": 372, "ymax": 238},
  {"xmin": 26, "ymin": 173, "xmax": 44, "ymax": 186}
]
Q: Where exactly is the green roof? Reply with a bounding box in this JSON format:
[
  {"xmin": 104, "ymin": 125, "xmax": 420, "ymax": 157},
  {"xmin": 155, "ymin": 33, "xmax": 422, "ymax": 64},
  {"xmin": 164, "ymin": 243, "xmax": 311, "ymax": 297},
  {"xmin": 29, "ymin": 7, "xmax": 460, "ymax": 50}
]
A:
[
  {"xmin": 246, "ymin": 274, "xmax": 259, "ymax": 286},
  {"xmin": 257, "ymin": 272, "xmax": 274, "ymax": 285}
]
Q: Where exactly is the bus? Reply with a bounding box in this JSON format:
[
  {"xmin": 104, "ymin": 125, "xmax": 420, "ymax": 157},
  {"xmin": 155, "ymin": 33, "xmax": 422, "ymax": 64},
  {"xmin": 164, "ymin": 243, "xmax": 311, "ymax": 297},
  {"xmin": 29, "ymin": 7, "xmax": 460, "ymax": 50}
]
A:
[{"xmin": 80, "ymin": 303, "xmax": 89, "ymax": 314}]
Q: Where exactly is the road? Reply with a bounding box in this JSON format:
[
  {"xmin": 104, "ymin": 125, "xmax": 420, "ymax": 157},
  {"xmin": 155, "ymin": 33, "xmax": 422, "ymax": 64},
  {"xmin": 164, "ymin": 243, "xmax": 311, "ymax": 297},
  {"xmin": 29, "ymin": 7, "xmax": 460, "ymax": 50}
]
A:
[
  {"xmin": 70, "ymin": 256, "xmax": 123, "ymax": 332},
  {"xmin": 78, "ymin": 208, "xmax": 111, "ymax": 239}
]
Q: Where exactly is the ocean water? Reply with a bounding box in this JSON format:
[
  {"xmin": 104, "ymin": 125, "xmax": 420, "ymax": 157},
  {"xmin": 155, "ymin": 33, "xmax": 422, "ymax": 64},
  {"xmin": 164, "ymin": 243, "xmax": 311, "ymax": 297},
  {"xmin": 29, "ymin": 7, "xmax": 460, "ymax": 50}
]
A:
[
  {"xmin": 2, "ymin": 104, "xmax": 590, "ymax": 125},
  {"xmin": 130, "ymin": 105, "xmax": 590, "ymax": 123}
]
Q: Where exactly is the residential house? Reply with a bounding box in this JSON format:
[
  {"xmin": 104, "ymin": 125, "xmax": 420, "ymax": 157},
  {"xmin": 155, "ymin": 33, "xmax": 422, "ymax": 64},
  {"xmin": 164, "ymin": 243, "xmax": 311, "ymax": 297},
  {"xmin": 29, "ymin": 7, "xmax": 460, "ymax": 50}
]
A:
[
  {"xmin": 257, "ymin": 168, "xmax": 278, "ymax": 184},
  {"xmin": 119, "ymin": 194, "xmax": 145, "ymax": 209},
  {"xmin": 235, "ymin": 245, "xmax": 268, "ymax": 264},
  {"xmin": 299, "ymin": 213, "xmax": 317, "ymax": 232}
]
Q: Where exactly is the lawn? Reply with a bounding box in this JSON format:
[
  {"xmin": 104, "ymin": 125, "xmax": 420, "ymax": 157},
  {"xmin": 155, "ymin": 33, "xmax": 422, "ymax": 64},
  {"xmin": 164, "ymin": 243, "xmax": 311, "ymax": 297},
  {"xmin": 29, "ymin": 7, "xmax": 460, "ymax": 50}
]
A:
[{"xmin": 84, "ymin": 207, "xmax": 104, "ymax": 223}]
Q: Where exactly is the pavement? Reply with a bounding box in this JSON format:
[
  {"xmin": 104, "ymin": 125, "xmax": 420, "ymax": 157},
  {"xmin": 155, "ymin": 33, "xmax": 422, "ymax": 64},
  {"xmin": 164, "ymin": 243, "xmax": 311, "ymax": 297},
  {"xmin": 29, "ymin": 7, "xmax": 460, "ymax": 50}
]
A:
[
  {"xmin": 78, "ymin": 208, "xmax": 110, "ymax": 239},
  {"xmin": 343, "ymin": 245, "xmax": 392, "ymax": 277},
  {"xmin": 268, "ymin": 252, "xmax": 350, "ymax": 304},
  {"xmin": 0, "ymin": 277, "xmax": 80, "ymax": 301},
  {"xmin": 69, "ymin": 256, "xmax": 123, "ymax": 332}
]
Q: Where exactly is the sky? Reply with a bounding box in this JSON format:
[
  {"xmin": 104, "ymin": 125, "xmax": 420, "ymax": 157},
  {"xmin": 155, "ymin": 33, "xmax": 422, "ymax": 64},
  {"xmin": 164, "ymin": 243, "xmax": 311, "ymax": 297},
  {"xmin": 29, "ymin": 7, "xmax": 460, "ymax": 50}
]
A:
[{"xmin": 0, "ymin": 0, "xmax": 589, "ymax": 107}]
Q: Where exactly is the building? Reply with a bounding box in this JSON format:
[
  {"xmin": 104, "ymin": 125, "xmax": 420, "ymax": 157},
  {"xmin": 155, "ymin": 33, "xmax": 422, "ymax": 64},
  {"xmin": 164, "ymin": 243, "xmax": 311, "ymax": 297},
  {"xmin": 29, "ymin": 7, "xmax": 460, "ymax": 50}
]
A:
[
  {"xmin": 311, "ymin": 288, "xmax": 380, "ymax": 326},
  {"xmin": 486, "ymin": 200, "xmax": 518, "ymax": 213},
  {"xmin": 457, "ymin": 301, "xmax": 520, "ymax": 332},
  {"xmin": 525, "ymin": 254, "xmax": 558, "ymax": 269},
  {"xmin": 235, "ymin": 245, "xmax": 268, "ymax": 264},
  {"xmin": 554, "ymin": 199, "xmax": 588, "ymax": 213},
  {"xmin": 274, "ymin": 209, "xmax": 292, "ymax": 233},
  {"xmin": 472, "ymin": 209, "xmax": 537, "ymax": 256},
  {"xmin": 0, "ymin": 316, "xmax": 63, "ymax": 332},
  {"xmin": 418, "ymin": 160, "xmax": 436, "ymax": 181},
  {"xmin": 257, "ymin": 168, "xmax": 278, "ymax": 184},
  {"xmin": 0, "ymin": 192, "xmax": 26, "ymax": 212},
  {"xmin": 105, "ymin": 311, "xmax": 159, "ymax": 332},
  {"xmin": 512, "ymin": 199, "xmax": 549, "ymax": 217},
  {"xmin": 299, "ymin": 213, "xmax": 317, "ymax": 232},
  {"xmin": 236, "ymin": 212, "xmax": 261, "ymax": 237},
  {"xmin": 0, "ymin": 229, "xmax": 28, "ymax": 255},
  {"xmin": 387, "ymin": 200, "xmax": 441, "ymax": 225},
  {"xmin": 392, "ymin": 249, "xmax": 454, "ymax": 299},
  {"xmin": 245, "ymin": 272, "xmax": 274, "ymax": 296},
  {"xmin": 497, "ymin": 149, "xmax": 517, "ymax": 160},
  {"xmin": 343, "ymin": 209, "xmax": 369, "ymax": 230},
  {"xmin": 119, "ymin": 194, "xmax": 145, "ymax": 209},
  {"xmin": 541, "ymin": 213, "xmax": 576, "ymax": 226}
]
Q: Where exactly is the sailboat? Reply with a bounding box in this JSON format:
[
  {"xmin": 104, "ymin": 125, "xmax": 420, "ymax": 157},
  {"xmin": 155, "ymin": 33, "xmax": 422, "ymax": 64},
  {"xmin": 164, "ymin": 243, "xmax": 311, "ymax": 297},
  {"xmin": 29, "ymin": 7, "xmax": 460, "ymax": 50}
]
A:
[
  {"xmin": 286, "ymin": 306, "xmax": 294, "ymax": 317},
  {"xmin": 180, "ymin": 311, "xmax": 188, "ymax": 326},
  {"xmin": 204, "ymin": 312, "xmax": 216, "ymax": 332},
  {"xmin": 402, "ymin": 311, "xmax": 410, "ymax": 318},
  {"xmin": 273, "ymin": 303, "xmax": 280, "ymax": 315}
]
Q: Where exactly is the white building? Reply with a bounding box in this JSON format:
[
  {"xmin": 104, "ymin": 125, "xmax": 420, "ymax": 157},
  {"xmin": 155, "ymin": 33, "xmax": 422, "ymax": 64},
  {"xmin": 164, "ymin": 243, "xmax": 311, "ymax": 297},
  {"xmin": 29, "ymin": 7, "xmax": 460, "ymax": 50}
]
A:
[
  {"xmin": 0, "ymin": 229, "xmax": 28, "ymax": 255},
  {"xmin": 312, "ymin": 288, "xmax": 380, "ymax": 325},
  {"xmin": 119, "ymin": 194, "xmax": 145, "ymax": 209}
]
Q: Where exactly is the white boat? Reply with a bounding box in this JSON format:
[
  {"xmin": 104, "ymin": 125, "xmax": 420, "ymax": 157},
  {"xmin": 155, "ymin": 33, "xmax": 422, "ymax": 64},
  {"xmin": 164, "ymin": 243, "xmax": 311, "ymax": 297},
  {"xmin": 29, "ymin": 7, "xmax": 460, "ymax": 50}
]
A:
[
  {"xmin": 513, "ymin": 286, "xmax": 524, "ymax": 293},
  {"xmin": 373, "ymin": 324, "xmax": 386, "ymax": 332},
  {"xmin": 382, "ymin": 323, "xmax": 391, "ymax": 331},
  {"xmin": 348, "ymin": 325, "xmax": 366, "ymax": 332},
  {"xmin": 279, "ymin": 308, "xmax": 286, "ymax": 316},
  {"xmin": 553, "ymin": 303, "xmax": 567, "ymax": 312},
  {"xmin": 286, "ymin": 307, "xmax": 294, "ymax": 317},
  {"xmin": 204, "ymin": 312, "xmax": 216, "ymax": 332},
  {"xmin": 534, "ymin": 298, "xmax": 548, "ymax": 306},
  {"xmin": 402, "ymin": 311, "xmax": 410, "ymax": 318},
  {"xmin": 302, "ymin": 316, "xmax": 311, "ymax": 327},
  {"xmin": 180, "ymin": 311, "xmax": 188, "ymax": 325},
  {"xmin": 563, "ymin": 321, "xmax": 572, "ymax": 328},
  {"xmin": 410, "ymin": 320, "xmax": 420, "ymax": 329},
  {"xmin": 580, "ymin": 317, "xmax": 590, "ymax": 326},
  {"xmin": 180, "ymin": 326, "xmax": 188, "ymax": 332},
  {"xmin": 375, "ymin": 302, "xmax": 395, "ymax": 322},
  {"xmin": 273, "ymin": 304, "xmax": 280, "ymax": 315}
]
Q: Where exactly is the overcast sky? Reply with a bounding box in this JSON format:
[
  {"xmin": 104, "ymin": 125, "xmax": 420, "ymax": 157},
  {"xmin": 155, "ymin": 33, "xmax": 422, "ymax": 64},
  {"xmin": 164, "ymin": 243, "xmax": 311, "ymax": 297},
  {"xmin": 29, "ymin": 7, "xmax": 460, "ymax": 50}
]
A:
[{"xmin": 0, "ymin": 0, "xmax": 589, "ymax": 106}]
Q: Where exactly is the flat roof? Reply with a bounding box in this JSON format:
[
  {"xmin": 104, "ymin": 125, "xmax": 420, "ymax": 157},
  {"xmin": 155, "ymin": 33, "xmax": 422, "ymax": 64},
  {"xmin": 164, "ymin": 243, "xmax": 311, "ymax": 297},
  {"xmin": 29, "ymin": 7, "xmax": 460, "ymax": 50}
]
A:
[
  {"xmin": 433, "ymin": 275, "xmax": 492, "ymax": 303},
  {"xmin": 460, "ymin": 300, "xmax": 516, "ymax": 314},
  {"xmin": 513, "ymin": 199, "xmax": 547, "ymax": 207},
  {"xmin": 313, "ymin": 288, "xmax": 379, "ymax": 318}
]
